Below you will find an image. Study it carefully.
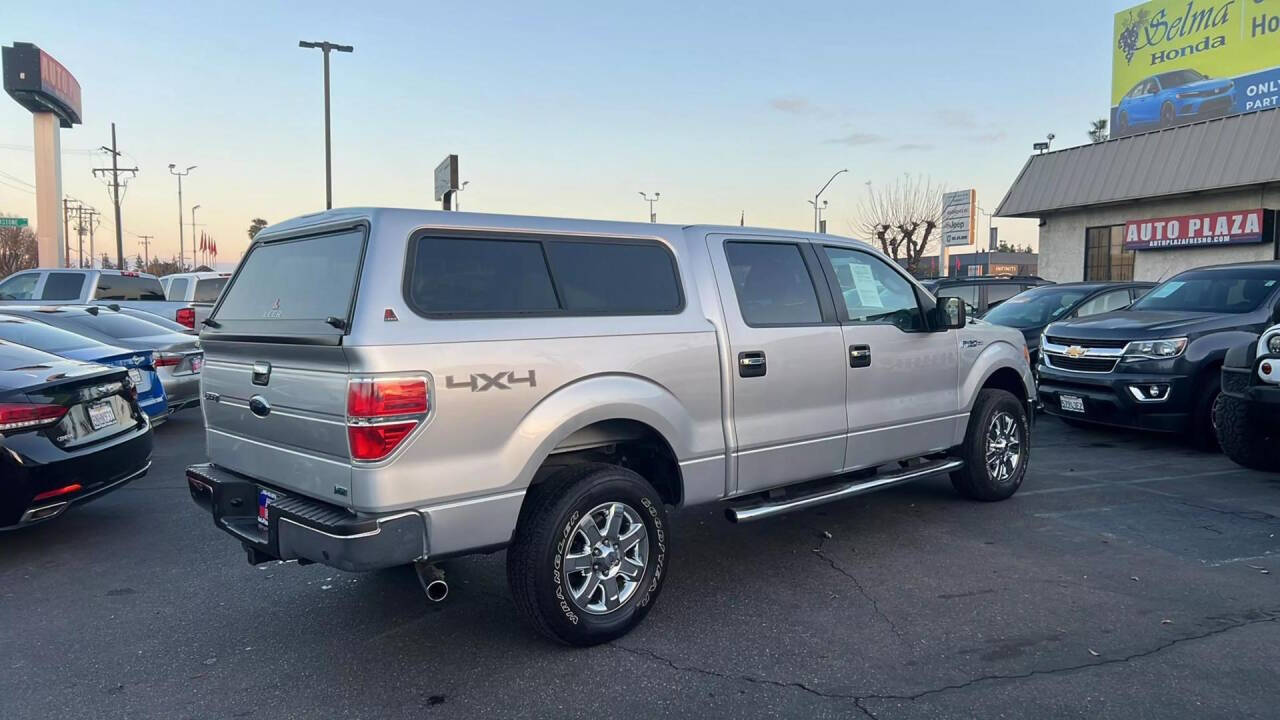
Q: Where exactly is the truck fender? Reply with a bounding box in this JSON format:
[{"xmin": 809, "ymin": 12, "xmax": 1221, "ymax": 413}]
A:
[{"xmin": 960, "ymin": 340, "xmax": 1033, "ymax": 413}]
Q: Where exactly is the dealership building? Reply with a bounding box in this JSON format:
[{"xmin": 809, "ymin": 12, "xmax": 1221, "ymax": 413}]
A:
[{"xmin": 996, "ymin": 107, "xmax": 1279, "ymax": 283}]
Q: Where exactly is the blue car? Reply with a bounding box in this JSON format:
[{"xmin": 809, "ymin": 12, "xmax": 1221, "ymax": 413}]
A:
[
  {"xmin": 1115, "ymin": 68, "xmax": 1235, "ymax": 135},
  {"xmin": 0, "ymin": 314, "xmax": 169, "ymax": 423}
]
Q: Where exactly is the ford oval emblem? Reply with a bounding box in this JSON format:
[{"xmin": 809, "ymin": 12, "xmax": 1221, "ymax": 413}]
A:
[{"xmin": 248, "ymin": 395, "xmax": 272, "ymax": 418}]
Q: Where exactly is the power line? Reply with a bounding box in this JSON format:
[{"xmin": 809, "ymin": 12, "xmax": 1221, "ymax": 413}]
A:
[{"xmin": 0, "ymin": 169, "xmax": 35, "ymax": 188}]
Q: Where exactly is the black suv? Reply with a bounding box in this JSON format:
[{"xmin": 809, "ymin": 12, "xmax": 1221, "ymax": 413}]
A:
[
  {"xmin": 1037, "ymin": 262, "xmax": 1280, "ymax": 447},
  {"xmin": 923, "ymin": 275, "xmax": 1051, "ymax": 316}
]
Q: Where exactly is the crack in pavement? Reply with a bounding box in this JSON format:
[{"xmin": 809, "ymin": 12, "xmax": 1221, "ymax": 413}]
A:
[
  {"xmin": 811, "ymin": 536, "xmax": 906, "ymax": 644},
  {"xmin": 613, "ymin": 612, "xmax": 1280, "ymax": 714},
  {"xmin": 1177, "ymin": 500, "xmax": 1277, "ymax": 523}
]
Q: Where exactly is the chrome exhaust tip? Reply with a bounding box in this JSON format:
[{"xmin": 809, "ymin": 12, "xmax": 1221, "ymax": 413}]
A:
[
  {"xmin": 20, "ymin": 501, "xmax": 69, "ymax": 524},
  {"xmin": 414, "ymin": 561, "xmax": 448, "ymax": 602}
]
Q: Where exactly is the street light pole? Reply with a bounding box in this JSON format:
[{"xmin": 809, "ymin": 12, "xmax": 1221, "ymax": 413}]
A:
[
  {"xmin": 812, "ymin": 169, "xmax": 848, "ymax": 232},
  {"xmin": 638, "ymin": 191, "xmax": 660, "ymax": 223},
  {"xmin": 168, "ymin": 164, "xmax": 196, "ymax": 269},
  {"xmin": 191, "ymin": 204, "xmax": 201, "ymax": 266},
  {"xmin": 299, "ymin": 40, "xmax": 354, "ymax": 210}
]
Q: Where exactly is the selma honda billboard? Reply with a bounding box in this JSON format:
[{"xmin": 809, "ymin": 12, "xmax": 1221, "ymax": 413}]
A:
[{"xmin": 1111, "ymin": 0, "xmax": 1280, "ymax": 138}]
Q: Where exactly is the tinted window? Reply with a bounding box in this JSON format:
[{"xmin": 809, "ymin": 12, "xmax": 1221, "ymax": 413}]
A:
[
  {"xmin": 0, "ymin": 318, "xmax": 99, "ymax": 354},
  {"xmin": 194, "ymin": 277, "xmax": 228, "ymax": 303},
  {"xmin": 824, "ymin": 246, "xmax": 922, "ymax": 331},
  {"xmin": 95, "ymin": 274, "xmax": 165, "ymax": 301},
  {"xmin": 981, "ymin": 286, "xmax": 1090, "ymax": 327},
  {"xmin": 1075, "ymin": 289, "xmax": 1132, "ymax": 317},
  {"xmin": 543, "ymin": 242, "xmax": 680, "ymax": 314},
  {"xmin": 0, "ymin": 338, "xmax": 63, "ymax": 370},
  {"xmin": 167, "ymin": 277, "xmax": 190, "ymax": 300},
  {"xmin": 0, "ymin": 273, "xmax": 39, "ymax": 300},
  {"xmin": 1130, "ymin": 269, "xmax": 1280, "ymax": 314},
  {"xmin": 216, "ymin": 230, "xmax": 364, "ymax": 324},
  {"xmin": 409, "ymin": 237, "xmax": 558, "ymax": 314},
  {"xmin": 985, "ymin": 284, "xmax": 1022, "ymax": 306},
  {"xmin": 724, "ymin": 242, "xmax": 822, "ymax": 326},
  {"xmin": 41, "ymin": 272, "xmax": 85, "ymax": 300},
  {"xmin": 936, "ymin": 284, "xmax": 979, "ymax": 312},
  {"xmin": 57, "ymin": 312, "xmax": 176, "ymax": 341}
]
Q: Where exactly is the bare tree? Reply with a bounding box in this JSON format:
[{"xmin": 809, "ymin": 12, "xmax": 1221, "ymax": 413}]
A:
[
  {"xmin": 0, "ymin": 225, "xmax": 38, "ymax": 278},
  {"xmin": 855, "ymin": 175, "xmax": 945, "ymax": 276}
]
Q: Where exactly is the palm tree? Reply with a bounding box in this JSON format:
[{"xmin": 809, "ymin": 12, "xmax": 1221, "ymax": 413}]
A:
[{"xmin": 1088, "ymin": 118, "xmax": 1108, "ymax": 144}]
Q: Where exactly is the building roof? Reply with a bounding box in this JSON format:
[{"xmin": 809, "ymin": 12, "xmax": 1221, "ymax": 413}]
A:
[{"xmin": 996, "ymin": 107, "xmax": 1280, "ymax": 218}]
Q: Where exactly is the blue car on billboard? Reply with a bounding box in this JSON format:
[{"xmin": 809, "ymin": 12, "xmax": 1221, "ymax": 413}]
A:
[
  {"xmin": 0, "ymin": 314, "xmax": 169, "ymax": 422},
  {"xmin": 1114, "ymin": 68, "xmax": 1235, "ymax": 135}
]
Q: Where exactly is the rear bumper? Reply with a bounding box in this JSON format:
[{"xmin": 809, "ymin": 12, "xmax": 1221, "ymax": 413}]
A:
[
  {"xmin": 159, "ymin": 373, "xmax": 201, "ymax": 412},
  {"xmin": 187, "ymin": 463, "xmax": 428, "ymax": 572}
]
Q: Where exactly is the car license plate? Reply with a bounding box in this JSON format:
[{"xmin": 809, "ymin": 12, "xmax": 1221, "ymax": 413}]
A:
[
  {"xmin": 128, "ymin": 368, "xmax": 143, "ymax": 386},
  {"xmin": 190, "ymin": 355, "xmax": 204, "ymax": 373},
  {"xmin": 258, "ymin": 489, "xmax": 278, "ymax": 527},
  {"xmin": 87, "ymin": 400, "xmax": 117, "ymax": 430},
  {"xmin": 1059, "ymin": 394, "xmax": 1085, "ymax": 413}
]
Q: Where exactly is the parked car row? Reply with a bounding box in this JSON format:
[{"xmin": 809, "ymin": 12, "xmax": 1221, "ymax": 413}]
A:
[{"xmin": 0, "ymin": 268, "xmax": 230, "ymax": 331}]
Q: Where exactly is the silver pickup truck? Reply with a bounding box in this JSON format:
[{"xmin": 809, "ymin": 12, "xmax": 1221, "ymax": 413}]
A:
[
  {"xmin": 0, "ymin": 268, "xmax": 196, "ymax": 328},
  {"xmin": 187, "ymin": 208, "xmax": 1035, "ymax": 645}
]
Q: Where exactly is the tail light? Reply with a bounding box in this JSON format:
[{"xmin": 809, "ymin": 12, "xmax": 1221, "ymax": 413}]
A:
[
  {"xmin": 346, "ymin": 377, "xmax": 429, "ymax": 462},
  {"xmin": 0, "ymin": 403, "xmax": 68, "ymax": 434},
  {"xmin": 176, "ymin": 307, "xmax": 195, "ymax": 329},
  {"xmin": 33, "ymin": 483, "xmax": 82, "ymax": 502},
  {"xmin": 154, "ymin": 352, "xmax": 183, "ymax": 368}
]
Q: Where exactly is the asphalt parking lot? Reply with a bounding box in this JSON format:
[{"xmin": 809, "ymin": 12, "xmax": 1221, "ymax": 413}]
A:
[{"xmin": 4, "ymin": 412, "xmax": 1280, "ymax": 720}]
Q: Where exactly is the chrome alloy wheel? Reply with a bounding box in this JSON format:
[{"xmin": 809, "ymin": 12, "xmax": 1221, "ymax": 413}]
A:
[
  {"xmin": 562, "ymin": 502, "xmax": 649, "ymax": 615},
  {"xmin": 985, "ymin": 410, "xmax": 1023, "ymax": 483}
]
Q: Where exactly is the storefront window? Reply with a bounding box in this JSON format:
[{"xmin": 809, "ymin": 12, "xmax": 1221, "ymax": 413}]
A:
[{"xmin": 1084, "ymin": 225, "xmax": 1134, "ymax": 281}]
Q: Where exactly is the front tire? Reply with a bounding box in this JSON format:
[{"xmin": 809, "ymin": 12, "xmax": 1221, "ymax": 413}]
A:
[
  {"xmin": 951, "ymin": 388, "xmax": 1029, "ymax": 501},
  {"xmin": 507, "ymin": 463, "xmax": 669, "ymax": 646},
  {"xmin": 1213, "ymin": 394, "xmax": 1280, "ymax": 472},
  {"xmin": 1188, "ymin": 375, "xmax": 1221, "ymax": 452}
]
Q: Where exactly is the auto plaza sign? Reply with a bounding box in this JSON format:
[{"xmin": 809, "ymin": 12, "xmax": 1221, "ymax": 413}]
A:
[{"xmin": 1123, "ymin": 208, "xmax": 1272, "ymax": 249}]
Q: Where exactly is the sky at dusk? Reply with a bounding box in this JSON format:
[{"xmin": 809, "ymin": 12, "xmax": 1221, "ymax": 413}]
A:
[{"xmin": 1, "ymin": 1, "xmax": 1127, "ymax": 269}]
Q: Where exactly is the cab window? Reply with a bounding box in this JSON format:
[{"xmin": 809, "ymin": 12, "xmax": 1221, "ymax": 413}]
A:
[
  {"xmin": 724, "ymin": 242, "xmax": 823, "ymax": 326},
  {"xmin": 0, "ymin": 272, "xmax": 39, "ymax": 300},
  {"xmin": 822, "ymin": 246, "xmax": 923, "ymax": 331}
]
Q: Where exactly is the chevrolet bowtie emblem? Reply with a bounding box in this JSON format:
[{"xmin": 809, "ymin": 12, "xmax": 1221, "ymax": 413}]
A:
[{"xmin": 1065, "ymin": 345, "xmax": 1087, "ymax": 359}]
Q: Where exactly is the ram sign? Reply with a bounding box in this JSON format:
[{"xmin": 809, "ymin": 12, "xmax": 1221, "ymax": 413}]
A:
[{"xmin": 1111, "ymin": 0, "xmax": 1280, "ymax": 138}]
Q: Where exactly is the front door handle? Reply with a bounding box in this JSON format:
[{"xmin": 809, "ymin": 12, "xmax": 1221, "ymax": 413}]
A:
[
  {"xmin": 738, "ymin": 351, "xmax": 766, "ymax": 378},
  {"xmin": 849, "ymin": 345, "xmax": 871, "ymax": 368}
]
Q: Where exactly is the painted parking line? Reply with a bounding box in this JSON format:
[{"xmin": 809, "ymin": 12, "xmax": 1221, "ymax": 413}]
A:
[{"xmin": 1018, "ymin": 467, "xmax": 1250, "ymax": 497}]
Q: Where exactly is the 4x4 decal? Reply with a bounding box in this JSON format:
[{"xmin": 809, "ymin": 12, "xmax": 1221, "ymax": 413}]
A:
[{"xmin": 444, "ymin": 370, "xmax": 537, "ymax": 392}]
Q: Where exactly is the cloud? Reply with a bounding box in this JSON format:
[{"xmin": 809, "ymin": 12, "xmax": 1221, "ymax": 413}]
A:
[
  {"xmin": 895, "ymin": 143, "xmax": 934, "ymax": 151},
  {"xmin": 936, "ymin": 109, "xmax": 977, "ymax": 129},
  {"xmin": 770, "ymin": 96, "xmax": 822, "ymax": 115},
  {"xmin": 969, "ymin": 131, "xmax": 1007, "ymax": 144},
  {"xmin": 824, "ymin": 132, "xmax": 887, "ymax": 146}
]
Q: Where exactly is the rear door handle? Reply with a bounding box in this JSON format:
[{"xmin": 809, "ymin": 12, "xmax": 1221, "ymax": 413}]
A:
[
  {"xmin": 849, "ymin": 345, "xmax": 871, "ymax": 368},
  {"xmin": 738, "ymin": 351, "xmax": 766, "ymax": 378}
]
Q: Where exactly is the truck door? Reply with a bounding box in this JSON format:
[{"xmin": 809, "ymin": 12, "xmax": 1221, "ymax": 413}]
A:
[
  {"xmin": 815, "ymin": 243, "xmax": 962, "ymax": 470},
  {"xmin": 706, "ymin": 236, "xmax": 847, "ymax": 495}
]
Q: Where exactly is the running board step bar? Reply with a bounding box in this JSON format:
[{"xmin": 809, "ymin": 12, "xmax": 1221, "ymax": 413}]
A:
[{"xmin": 725, "ymin": 458, "xmax": 964, "ymax": 523}]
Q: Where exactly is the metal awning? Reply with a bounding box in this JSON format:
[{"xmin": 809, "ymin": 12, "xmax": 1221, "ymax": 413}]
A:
[{"xmin": 996, "ymin": 107, "xmax": 1280, "ymax": 218}]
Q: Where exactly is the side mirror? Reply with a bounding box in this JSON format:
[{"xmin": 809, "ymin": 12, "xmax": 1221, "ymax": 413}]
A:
[{"xmin": 934, "ymin": 296, "xmax": 967, "ymax": 331}]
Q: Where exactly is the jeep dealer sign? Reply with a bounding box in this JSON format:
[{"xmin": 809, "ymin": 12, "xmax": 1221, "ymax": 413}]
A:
[
  {"xmin": 1111, "ymin": 0, "xmax": 1280, "ymax": 138},
  {"xmin": 1123, "ymin": 208, "xmax": 1270, "ymax": 250}
]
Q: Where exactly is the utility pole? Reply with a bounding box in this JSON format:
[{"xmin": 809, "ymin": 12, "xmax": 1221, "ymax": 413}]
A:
[
  {"xmin": 811, "ymin": 169, "xmax": 848, "ymax": 233},
  {"xmin": 73, "ymin": 205, "xmax": 97, "ymax": 268},
  {"xmin": 191, "ymin": 204, "xmax": 201, "ymax": 266},
  {"xmin": 62, "ymin": 198, "xmax": 79, "ymax": 268},
  {"xmin": 168, "ymin": 164, "xmax": 196, "ymax": 269},
  {"xmin": 638, "ymin": 191, "xmax": 660, "ymax": 223},
  {"xmin": 299, "ymin": 40, "xmax": 354, "ymax": 209},
  {"xmin": 136, "ymin": 234, "xmax": 153, "ymax": 269},
  {"xmin": 92, "ymin": 123, "xmax": 138, "ymax": 269},
  {"xmin": 86, "ymin": 207, "xmax": 100, "ymax": 268}
]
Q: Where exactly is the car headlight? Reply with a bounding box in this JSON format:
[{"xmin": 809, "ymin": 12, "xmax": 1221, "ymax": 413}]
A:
[
  {"xmin": 1123, "ymin": 338, "xmax": 1188, "ymax": 360},
  {"xmin": 1267, "ymin": 334, "xmax": 1280, "ymax": 355}
]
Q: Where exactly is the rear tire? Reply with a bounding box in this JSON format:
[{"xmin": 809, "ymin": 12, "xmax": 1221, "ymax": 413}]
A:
[
  {"xmin": 507, "ymin": 463, "xmax": 669, "ymax": 646},
  {"xmin": 1213, "ymin": 394, "xmax": 1280, "ymax": 472},
  {"xmin": 951, "ymin": 388, "xmax": 1029, "ymax": 501}
]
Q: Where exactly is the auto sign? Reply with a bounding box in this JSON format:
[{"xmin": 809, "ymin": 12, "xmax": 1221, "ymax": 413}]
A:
[{"xmin": 1123, "ymin": 209, "xmax": 1271, "ymax": 250}]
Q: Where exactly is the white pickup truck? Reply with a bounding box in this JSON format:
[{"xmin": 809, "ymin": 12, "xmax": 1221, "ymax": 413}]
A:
[
  {"xmin": 1216, "ymin": 323, "xmax": 1280, "ymax": 471},
  {"xmin": 161, "ymin": 271, "xmax": 230, "ymax": 329},
  {"xmin": 0, "ymin": 268, "xmax": 197, "ymax": 328}
]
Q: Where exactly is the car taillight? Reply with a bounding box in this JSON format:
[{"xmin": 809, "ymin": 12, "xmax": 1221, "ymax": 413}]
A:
[
  {"xmin": 0, "ymin": 403, "xmax": 68, "ymax": 433},
  {"xmin": 346, "ymin": 377, "xmax": 429, "ymax": 461},
  {"xmin": 154, "ymin": 352, "xmax": 182, "ymax": 368},
  {"xmin": 175, "ymin": 307, "xmax": 195, "ymax": 329}
]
